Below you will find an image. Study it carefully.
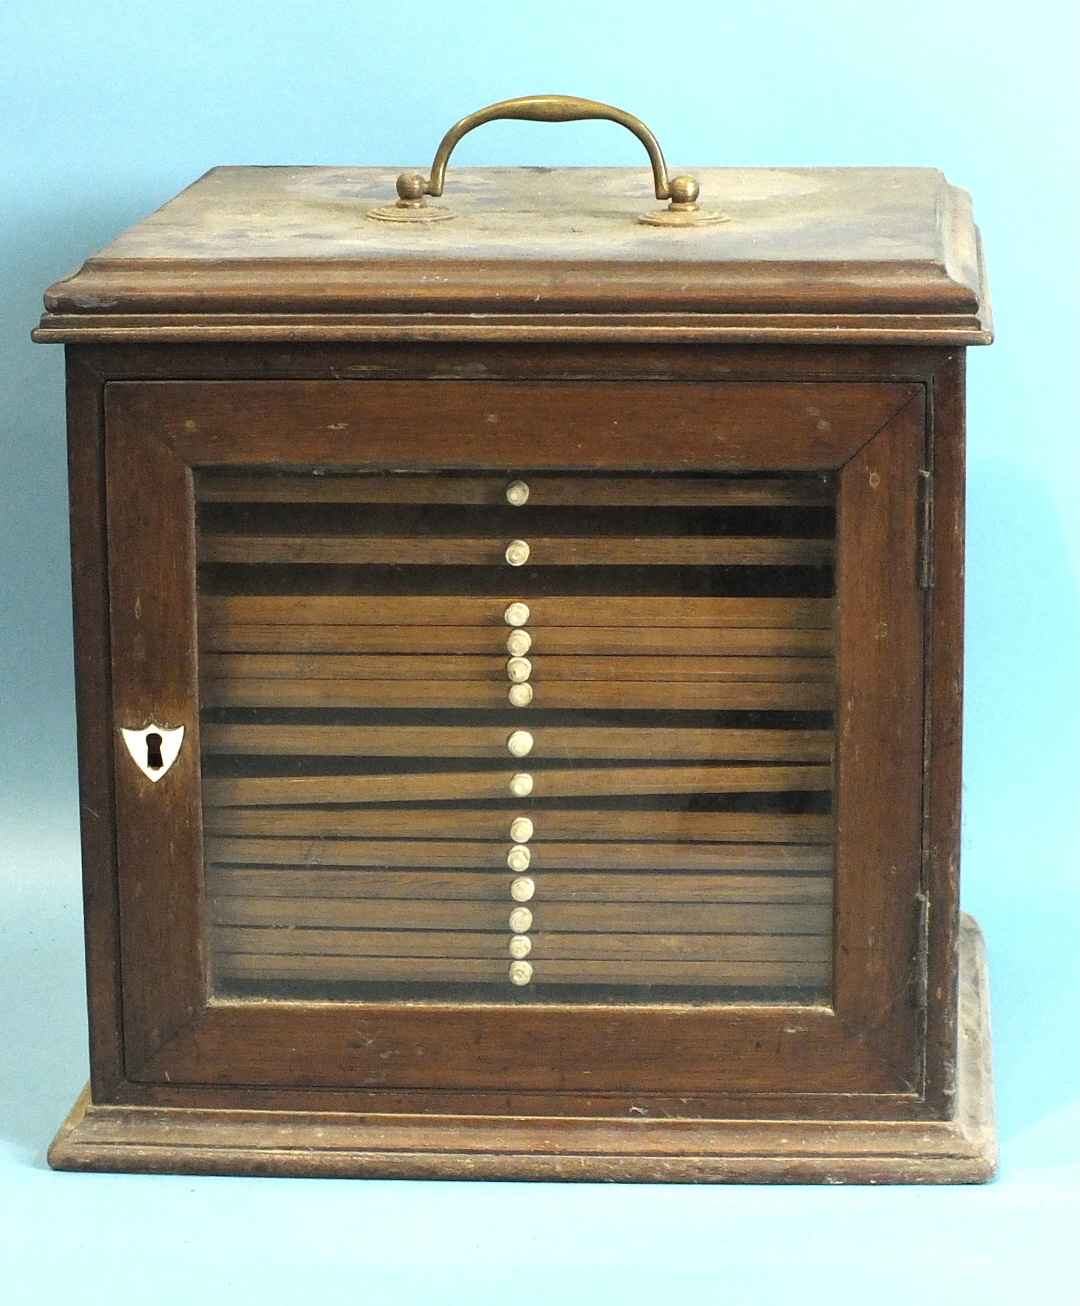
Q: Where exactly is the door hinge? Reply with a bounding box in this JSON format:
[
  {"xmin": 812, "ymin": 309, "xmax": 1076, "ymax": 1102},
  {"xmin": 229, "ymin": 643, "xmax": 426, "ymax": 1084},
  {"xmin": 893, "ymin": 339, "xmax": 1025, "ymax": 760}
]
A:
[
  {"xmin": 913, "ymin": 891, "xmax": 930, "ymax": 1012},
  {"xmin": 917, "ymin": 469, "xmax": 933, "ymax": 590}
]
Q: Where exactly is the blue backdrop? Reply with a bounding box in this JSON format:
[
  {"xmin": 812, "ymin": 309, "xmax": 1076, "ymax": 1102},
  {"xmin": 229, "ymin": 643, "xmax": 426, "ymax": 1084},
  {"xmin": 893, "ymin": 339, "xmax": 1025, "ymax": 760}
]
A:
[{"xmin": 2, "ymin": 2, "xmax": 1076, "ymax": 1302}]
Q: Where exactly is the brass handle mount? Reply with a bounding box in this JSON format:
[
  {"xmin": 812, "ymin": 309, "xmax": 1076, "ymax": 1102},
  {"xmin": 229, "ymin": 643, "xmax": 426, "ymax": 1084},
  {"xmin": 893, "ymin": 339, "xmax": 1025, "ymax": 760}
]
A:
[{"xmin": 367, "ymin": 94, "xmax": 727, "ymax": 227}]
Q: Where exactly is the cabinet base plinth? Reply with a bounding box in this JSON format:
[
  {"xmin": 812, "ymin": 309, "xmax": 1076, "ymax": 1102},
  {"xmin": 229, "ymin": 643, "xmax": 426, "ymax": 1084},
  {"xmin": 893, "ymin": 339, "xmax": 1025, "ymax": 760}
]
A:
[{"xmin": 49, "ymin": 916, "xmax": 995, "ymax": 1184}]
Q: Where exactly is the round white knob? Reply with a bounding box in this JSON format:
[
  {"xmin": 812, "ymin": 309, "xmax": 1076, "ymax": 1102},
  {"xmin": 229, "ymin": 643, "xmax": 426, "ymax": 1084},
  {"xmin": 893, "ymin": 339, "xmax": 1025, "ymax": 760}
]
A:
[
  {"xmin": 507, "ymin": 730, "xmax": 534, "ymax": 758},
  {"xmin": 508, "ymin": 959, "xmax": 533, "ymax": 985},
  {"xmin": 506, "ymin": 844, "xmax": 532, "ymax": 872},
  {"xmin": 509, "ymin": 772, "xmax": 534, "ymax": 797},
  {"xmin": 504, "ymin": 602, "xmax": 530, "ymax": 627},
  {"xmin": 505, "ymin": 539, "xmax": 531, "ymax": 567},
  {"xmin": 505, "ymin": 480, "xmax": 530, "ymax": 506},
  {"xmin": 510, "ymin": 875, "xmax": 535, "ymax": 902},
  {"xmin": 506, "ymin": 656, "xmax": 532, "ymax": 684},
  {"xmin": 509, "ymin": 816, "xmax": 534, "ymax": 844},
  {"xmin": 508, "ymin": 906, "xmax": 533, "ymax": 933},
  {"xmin": 509, "ymin": 935, "xmax": 532, "ymax": 959},
  {"xmin": 508, "ymin": 683, "xmax": 533, "ymax": 707},
  {"xmin": 506, "ymin": 628, "xmax": 532, "ymax": 657}
]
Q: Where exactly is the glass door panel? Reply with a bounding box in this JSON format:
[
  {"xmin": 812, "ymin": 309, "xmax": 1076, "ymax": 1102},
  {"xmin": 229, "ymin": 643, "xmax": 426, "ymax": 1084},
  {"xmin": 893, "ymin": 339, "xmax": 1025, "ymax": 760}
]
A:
[{"xmin": 195, "ymin": 471, "xmax": 836, "ymax": 1004}]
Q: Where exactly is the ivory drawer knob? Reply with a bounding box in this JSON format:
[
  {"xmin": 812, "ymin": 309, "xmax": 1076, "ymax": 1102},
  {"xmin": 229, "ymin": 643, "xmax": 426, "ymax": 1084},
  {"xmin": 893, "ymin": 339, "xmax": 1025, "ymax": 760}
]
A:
[
  {"xmin": 505, "ymin": 480, "xmax": 530, "ymax": 506},
  {"xmin": 507, "ymin": 729, "xmax": 534, "ymax": 758},
  {"xmin": 508, "ymin": 960, "xmax": 533, "ymax": 985},
  {"xmin": 506, "ymin": 656, "xmax": 532, "ymax": 683},
  {"xmin": 509, "ymin": 772, "xmax": 534, "ymax": 797},
  {"xmin": 508, "ymin": 683, "xmax": 533, "ymax": 707},
  {"xmin": 509, "ymin": 816, "xmax": 534, "ymax": 843},
  {"xmin": 506, "ymin": 628, "xmax": 532, "ymax": 656},
  {"xmin": 505, "ymin": 539, "xmax": 531, "ymax": 567},
  {"xmin": 510, "ymin": 875, "xmax": 535, "ymax": 902},
  {"xmin": 508, "ymin": 935, "xmax": 532, "ymax": 960},
  {"xmin": 506, "ymin": 844, "xmax": 532, "ymax": 872},
  {"xmin": 508, "ymin": 906, "xmax": 533, "ymax": 933},
  {"xmin": 506, "ymin": 653, "xmax": 532, "ymax": 684},
  {"xmin": 503, "ymin": 602, "xmax": 530, "ymax": 627}
]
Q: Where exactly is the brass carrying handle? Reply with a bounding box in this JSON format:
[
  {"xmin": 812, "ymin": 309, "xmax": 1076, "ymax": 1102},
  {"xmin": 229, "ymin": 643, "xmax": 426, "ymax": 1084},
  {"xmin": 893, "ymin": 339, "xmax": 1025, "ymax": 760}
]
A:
[{"xmin": 371, "ymin": 94, "xmax": 723, "ymax": 225}]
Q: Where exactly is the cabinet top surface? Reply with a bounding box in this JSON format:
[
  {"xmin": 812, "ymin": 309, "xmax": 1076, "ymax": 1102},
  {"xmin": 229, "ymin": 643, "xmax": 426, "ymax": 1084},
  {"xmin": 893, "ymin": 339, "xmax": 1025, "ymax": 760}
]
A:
[{"xmin": 37, "ymin": 166, "xmax": 991, "ymax": 345}]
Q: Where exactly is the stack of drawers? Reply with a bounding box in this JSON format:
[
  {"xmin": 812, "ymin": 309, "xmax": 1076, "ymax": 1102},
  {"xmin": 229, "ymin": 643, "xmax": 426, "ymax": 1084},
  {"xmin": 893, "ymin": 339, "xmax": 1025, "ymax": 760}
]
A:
[{"xmin": 197, "ymin": 470, "xmax": 837, "ymax": 1003}]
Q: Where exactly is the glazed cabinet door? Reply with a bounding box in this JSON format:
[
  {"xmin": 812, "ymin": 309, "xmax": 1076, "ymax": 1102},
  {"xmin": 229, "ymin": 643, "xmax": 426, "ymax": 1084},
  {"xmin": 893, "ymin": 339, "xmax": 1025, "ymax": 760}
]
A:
[{"xmin": 101, "ymin": 378, "xmax": 928, "ymax": 1111}]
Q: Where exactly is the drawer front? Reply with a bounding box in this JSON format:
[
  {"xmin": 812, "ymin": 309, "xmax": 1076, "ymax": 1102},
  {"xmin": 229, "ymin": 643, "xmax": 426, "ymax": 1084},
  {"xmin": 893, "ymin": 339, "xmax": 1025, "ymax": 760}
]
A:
[{"xmin": 101, "ymin": 378, "xmax": 926, "ymax": 1101}]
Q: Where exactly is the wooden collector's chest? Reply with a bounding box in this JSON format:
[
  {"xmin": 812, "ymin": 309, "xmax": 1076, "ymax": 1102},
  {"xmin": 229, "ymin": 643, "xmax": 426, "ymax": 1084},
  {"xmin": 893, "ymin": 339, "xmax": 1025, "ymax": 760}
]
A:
[{"xmin": 36, "ymin": 97, "xmax": 996, "ymax": 1182}]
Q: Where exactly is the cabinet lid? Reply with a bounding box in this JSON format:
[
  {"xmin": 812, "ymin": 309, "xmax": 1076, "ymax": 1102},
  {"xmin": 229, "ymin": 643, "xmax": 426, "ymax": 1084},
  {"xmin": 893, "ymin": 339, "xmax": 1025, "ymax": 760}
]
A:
[{"xmin": 35, "ymin": 165, "xmax": 991, "ymax": 345}]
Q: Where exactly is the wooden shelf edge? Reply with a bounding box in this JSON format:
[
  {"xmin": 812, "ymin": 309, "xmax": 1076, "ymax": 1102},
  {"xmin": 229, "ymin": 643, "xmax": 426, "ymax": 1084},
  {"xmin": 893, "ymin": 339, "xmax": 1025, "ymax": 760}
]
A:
[{"xmin": 48, "ymin": 915, "xmax": 996, "ymax": 1185}]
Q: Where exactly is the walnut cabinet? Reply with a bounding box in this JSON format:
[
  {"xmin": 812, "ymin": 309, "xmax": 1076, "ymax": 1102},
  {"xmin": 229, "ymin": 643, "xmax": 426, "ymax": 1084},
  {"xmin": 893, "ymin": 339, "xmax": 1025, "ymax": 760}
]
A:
[{"xmin": 36, "ymin": 139, "xmax": 995, "ymax": 1180}]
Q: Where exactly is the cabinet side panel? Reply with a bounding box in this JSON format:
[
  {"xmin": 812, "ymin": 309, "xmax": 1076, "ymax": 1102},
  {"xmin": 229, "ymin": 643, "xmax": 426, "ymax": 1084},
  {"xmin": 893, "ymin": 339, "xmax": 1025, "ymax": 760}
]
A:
[
  {"xmin": 923, "ymin": 352, "xmax": 966, "ymax": 1114},
  {"xmin": 833, "ymin": 394, "xmax": 926, "ymax": 1083}
]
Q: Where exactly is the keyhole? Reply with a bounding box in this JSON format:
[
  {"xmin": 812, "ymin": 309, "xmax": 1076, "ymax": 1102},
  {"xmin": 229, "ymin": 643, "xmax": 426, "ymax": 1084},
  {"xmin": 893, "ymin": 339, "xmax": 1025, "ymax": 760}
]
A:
[{"xmin": 145, "ymin": 733, "xmax": 164, "ymax": 770}]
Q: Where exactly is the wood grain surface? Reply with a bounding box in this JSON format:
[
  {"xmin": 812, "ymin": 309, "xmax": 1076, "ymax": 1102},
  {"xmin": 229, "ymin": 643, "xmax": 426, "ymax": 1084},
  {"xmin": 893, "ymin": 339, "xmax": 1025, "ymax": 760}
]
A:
[
  {"xmin": 201, "ymin": 679, "xmax": 834, "ymax": 710},
  {"xmin": 199, "ymin": 533, "xmax": 833, "ymax": 567},
  {"xmin": 202, "ymin": 807, "xmax": 833, "ymax": 843},
  {"xmin": 199, "ymin": 594, "xmax": 834, "ymax": 628},
  {"xmin": 200, "ymin": 624, "xmax": 834, "ymax": 656},
  {"xmin": 112, "ymin": 378, "xmax": 917, "ymax": 470},
  {"xmin": 203, "ymin": 764, "xmax": 832, "ymax": 806},
  {"xmin": 197, "ymin": 473, "xmax": 832, "ymax": 507},
  {"xmin": 200, "ymin": 724, "xmax": 833, "ymax": 761},
  {"xmin": 206, "ymin": 867, "xmax": 832, "ymax": 900}
]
